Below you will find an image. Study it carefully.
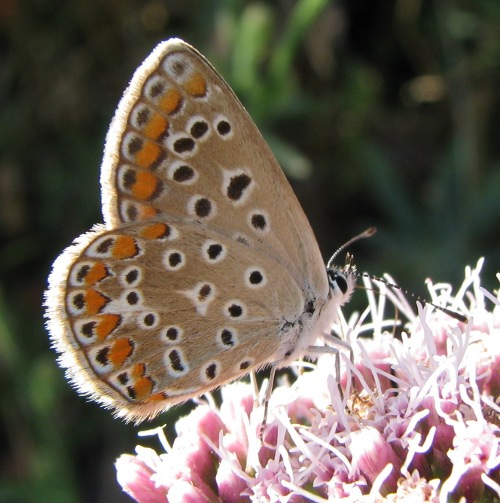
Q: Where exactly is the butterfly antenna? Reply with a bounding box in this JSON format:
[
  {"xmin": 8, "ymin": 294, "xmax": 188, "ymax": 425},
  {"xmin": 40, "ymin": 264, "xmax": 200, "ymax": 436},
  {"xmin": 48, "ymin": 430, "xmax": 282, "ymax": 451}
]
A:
[
  {"xmin": 327, "ymin": 227, "xmax": 377, "ymax": 269},
  {"xmin": 327, "ymin": 227, "xmax": 467, "ymax": 323},
  {"xmin": 360, "ymin": 272, "xmax": 468, "ymax": 324}
]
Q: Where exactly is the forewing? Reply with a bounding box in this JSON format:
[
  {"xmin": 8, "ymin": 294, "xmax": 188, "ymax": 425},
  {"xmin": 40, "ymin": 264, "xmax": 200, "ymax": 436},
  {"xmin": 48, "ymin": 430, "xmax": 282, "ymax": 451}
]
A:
[{"xmin": 100, "ymin": 39, "xmax": 328, "ymax": 297}]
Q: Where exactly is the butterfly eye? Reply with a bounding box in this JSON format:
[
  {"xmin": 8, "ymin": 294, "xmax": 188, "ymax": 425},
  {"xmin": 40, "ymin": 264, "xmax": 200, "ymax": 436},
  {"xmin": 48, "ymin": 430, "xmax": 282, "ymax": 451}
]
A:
[{"xmin": 328, "ymin": 270, "xmax": 348, "ymax": 295}]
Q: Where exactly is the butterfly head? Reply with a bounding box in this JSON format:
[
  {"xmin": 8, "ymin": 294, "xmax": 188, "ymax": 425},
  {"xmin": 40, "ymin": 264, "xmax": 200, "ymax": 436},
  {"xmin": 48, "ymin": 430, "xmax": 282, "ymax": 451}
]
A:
[
  {"xmin": 327, "ymin": 252, "xmax": 358, "ymax": 306},
  {"xmin": 324, "ymin": 227, "xmax": 375, "ymax": 307}
]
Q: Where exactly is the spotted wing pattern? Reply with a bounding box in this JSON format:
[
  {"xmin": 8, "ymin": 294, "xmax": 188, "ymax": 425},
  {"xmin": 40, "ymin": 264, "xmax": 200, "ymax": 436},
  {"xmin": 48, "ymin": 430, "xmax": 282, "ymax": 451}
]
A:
[{"xmin": 45, "ymin": 40, "xmax": 330, "ymax": 422}]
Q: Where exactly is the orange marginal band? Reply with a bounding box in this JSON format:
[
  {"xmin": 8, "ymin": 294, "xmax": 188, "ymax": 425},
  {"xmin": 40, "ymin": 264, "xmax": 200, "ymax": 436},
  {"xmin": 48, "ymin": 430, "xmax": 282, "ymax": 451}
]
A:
[
  {"xmin": 131, "ymin": 171, "xmax": 161, "ymax": 200},
  {"xmin": 131, "ymin": 363, "xmax": 146, "ymax": 379},
  {"xmin": 141, "ymin": 223, "xmax": 170, "ymax": 240},
  {"xmin": 108, "ymin": 338, "xmax": 134, "ymax": 368},
  {"xmin": 112, "ymin": 235, "xmax": 139, "ymax": 259},
  {"xmin": 84, "ymin": 262, "xmax": 109, "ymax": 286},
  {"xmin": 85, "ymin": 289, "xmax": 109, "ymax": 315},
  {"xmin": 95, "ymin": 314, "xmax": 121, "ymax": 341},
  {"xmin": 143, "ymin": 113, "xmax": 168, "ymax": 140},
  {"xmin": 138, "ymin": 205, "xmax": 158, "ymax": 220},
  {"xmin": 159, "ymin": 88, "xmax": 183, "ymax": 115},
  {"xmin": 147, "ymin": 391, "xmax": 168, "ymax": 402},
  {"xmin": 135, "ymin": 140, "xmax": 162, "ymax": 169},
  {"xmin": 130, "ymin": 376, "xmax": 154, "ymax": 401},
  {"xmin": 184, "ymin": 72, "xmax": 207, "ymax": 97}
]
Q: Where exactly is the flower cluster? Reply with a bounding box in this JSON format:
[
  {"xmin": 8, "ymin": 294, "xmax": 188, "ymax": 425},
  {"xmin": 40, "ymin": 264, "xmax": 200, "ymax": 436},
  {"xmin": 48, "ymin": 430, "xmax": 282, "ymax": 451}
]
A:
[{"xmin": 116, "ymin": 260, "xmax": 500, "ymax": 502}]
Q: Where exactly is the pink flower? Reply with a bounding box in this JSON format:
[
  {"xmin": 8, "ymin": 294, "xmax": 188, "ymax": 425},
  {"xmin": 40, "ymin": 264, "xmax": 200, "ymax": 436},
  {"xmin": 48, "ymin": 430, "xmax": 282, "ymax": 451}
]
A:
[
  {"xmin": 116, "ymin": 259, "xmax": 500, "ymax": 501},
  {"xmin": 115, "ymin": 449, "xmax": 167, "ymax": 503},
  {"xmin": 350, "ymin": 427, "xmax": 402, "ymax": 493}
]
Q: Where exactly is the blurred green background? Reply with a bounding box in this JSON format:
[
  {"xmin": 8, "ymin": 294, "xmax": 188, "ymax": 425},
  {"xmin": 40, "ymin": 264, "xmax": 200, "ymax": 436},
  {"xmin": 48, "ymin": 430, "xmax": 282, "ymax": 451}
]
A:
[{"xmin": 1, "ymin": 0, "xmax": 499, "ymax": 501}]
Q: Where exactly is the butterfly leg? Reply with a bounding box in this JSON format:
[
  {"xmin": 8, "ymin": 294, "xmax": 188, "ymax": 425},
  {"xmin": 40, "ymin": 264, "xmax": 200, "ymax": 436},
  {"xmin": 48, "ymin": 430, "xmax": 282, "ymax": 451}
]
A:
[
  {"xmin": 250, "ymin": 371, "xmax": 260, "ymax": 408},
  {"xmin": 258, "ymin": 364, "xmax": 277, "ymax": 441},
  {"xmin": 322, "ymin": 330, "xmax": 355, "ymax": 398},
  {"xmin": 306, "ymin": 345, "xmax": 342, "ymax": 398},
  {"xmin": 306, "ymin": 337, "xmax": 354, "ymax": 403}
]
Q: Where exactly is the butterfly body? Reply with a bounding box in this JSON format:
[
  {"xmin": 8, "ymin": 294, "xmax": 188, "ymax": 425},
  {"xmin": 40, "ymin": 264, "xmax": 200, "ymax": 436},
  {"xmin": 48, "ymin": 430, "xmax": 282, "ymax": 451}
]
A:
[{"xmin": 45, "ymin": 39, "xmax": 356, "ymax": 422}]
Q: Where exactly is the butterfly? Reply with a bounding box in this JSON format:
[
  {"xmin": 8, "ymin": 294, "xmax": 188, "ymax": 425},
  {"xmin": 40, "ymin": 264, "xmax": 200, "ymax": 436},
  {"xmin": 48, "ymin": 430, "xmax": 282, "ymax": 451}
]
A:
[{"xmin": 45, "ymin": 38, "xmax": 360, "ymax": 423}]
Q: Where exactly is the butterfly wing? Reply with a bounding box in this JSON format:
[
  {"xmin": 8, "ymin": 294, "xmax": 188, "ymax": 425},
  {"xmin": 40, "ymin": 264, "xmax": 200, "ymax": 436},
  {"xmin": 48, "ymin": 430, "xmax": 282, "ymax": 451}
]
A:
[
  {"xmin": 46, "ymin": 219, "xmax": 307, "ymax": 421},
  {"xmin": 46, "ymin": 39, "xmax": 333, "ymax": 422},
  {"xmin": 100, "ymin": 39, "xmax": 328, "ymax": 298}
]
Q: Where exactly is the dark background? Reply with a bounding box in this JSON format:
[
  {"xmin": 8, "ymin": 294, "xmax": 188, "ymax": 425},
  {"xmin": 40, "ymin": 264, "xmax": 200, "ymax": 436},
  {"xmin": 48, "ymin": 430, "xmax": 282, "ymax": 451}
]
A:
[{"xmin": 1, "ymin": 1, "xmax": 499, "ymax": 501}]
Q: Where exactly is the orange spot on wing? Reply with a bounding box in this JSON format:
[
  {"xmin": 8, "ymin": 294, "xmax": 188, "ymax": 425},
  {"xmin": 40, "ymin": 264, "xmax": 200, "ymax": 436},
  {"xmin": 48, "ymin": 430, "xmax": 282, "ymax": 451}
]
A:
[
  {"xmin": 147, "ymin": 392, "xmax": 168, "ymax": 402},
  {"xmin": 143, "ymin": 114, "xmax": 168, "ymax": 140},
  {"xmin": 85, "ymin": 289, "xmax": 109, "ymax": 315},
  {"xmin": 131, "ymin": 171, "xmax": 161, "ymax": 200},
  {"xmin": 138, "ymin": 205, "xmax": 158, "ymax": 220},
  {"xmin": 131, "ymin": 363, "xmax": 146, "ymax": 379},
  {"xmin": 159, "ymin": 88, "xmax": 182, "ymax": 114},
  {"xmin": 131, "ymin": 376, "xmax": 154, "ymax": 400},
  {"xmin": 112, "ymin": 235, "xmax": 139, "ymax": 259},
  {"xmin": 135, "ymin": 140, "xmax": 162, "ymax": 169},
  {"xmin": 109, "ymin": 338, "xmax": 134, "ymax": 368},
  {"xmin": 141, "ymin": 223, "xmax": 169, "ymax": 240},
  {"xmin": 184, "ymin": 72, "xmax": 207, "ymax": 97},
  {"xmin": 95, "ymin": 314, "xmax": 121, "ymax": 340},
  {"xmin": 85, "ymin": 262, "xmax": 109, "ymax": 286}
]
